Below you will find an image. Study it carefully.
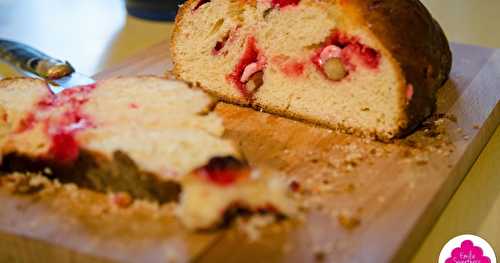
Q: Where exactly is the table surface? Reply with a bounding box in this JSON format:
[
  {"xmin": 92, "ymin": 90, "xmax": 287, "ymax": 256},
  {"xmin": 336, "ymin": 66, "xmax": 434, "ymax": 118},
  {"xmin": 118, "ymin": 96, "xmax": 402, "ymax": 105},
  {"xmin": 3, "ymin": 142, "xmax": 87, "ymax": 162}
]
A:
[{"xmin": 0, "ymin": 0, "xmax": 498, "ymax": 262}]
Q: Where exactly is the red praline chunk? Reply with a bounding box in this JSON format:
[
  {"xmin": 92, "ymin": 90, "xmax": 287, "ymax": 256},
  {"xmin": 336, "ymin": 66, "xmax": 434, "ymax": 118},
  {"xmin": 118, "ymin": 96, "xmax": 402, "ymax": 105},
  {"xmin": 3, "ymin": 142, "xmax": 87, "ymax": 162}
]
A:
[
  {"xmin": 271, "ymin": 0, "xmax": 300, "ymax": 8},
  {"xmin": 311, "ymin": 30, "xmax": 381, "ymax": 81},
  {"xmin": 197, "ymin": 157, "xmax": 249, "ymax": 187},
  {"xmin": 227, "ymin": 36, "xmax": 266, "ymax": 100},
  {"xmin": 15, "ymin": 83, "xmax": 97, "ymax": 164}
]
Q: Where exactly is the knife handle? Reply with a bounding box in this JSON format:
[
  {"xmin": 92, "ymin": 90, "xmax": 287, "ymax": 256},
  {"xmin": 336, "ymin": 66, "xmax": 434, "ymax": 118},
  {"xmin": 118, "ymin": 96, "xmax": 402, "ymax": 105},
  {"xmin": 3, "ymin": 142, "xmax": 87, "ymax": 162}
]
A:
[{"xmin": 0, "ymin": 39, "xmax": 74, "ymax": 79}]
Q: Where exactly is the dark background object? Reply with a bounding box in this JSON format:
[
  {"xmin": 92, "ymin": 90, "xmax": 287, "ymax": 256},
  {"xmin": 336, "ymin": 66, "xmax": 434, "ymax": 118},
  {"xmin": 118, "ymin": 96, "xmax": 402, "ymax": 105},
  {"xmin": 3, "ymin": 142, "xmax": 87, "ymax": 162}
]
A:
[{"xmin": 126, "ymin": 0, "xmax": 186, "ymax": 21}]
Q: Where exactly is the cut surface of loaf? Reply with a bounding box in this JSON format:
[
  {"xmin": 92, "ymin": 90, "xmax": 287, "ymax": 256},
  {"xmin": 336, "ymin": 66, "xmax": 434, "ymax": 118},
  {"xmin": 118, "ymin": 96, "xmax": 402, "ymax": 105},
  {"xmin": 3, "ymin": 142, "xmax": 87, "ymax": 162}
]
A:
[
  {"xmin": 171, "ymin": 0, "xmax": 452, "ymax": 140},
  {"xmin": 0, "ymin": 77, "xmax": 294, "ymax": 229}
]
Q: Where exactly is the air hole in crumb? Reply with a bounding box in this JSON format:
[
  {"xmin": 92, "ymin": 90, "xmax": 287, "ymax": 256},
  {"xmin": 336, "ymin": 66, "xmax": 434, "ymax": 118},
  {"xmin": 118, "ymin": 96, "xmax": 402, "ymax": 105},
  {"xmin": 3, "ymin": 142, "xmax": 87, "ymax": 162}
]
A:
[
  {"xmin": 196, "ymin": 110, "xmax": 211, "ymax": 116},
  {"xmin": 263, "ymin": 8, "xmax": 273, "ymax": 18},
  {"xmin": 213, "ymin": 31, "xmax": 230, "ymax": 55},
  {"xmin": 209, "ymin": 19, "xmax": 224, "ymax": 36},
  {"xmin": 304, "ymin": 43, "xmax": 323, "ymax": 51}
]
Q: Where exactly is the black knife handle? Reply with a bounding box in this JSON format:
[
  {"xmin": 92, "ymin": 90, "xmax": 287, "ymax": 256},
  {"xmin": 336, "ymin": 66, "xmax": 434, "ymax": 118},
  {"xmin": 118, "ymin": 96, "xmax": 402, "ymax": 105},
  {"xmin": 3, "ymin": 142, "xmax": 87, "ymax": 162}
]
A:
[{"xmin": 0, "ymin": 39, "xmax": 74, "ymax": 79}]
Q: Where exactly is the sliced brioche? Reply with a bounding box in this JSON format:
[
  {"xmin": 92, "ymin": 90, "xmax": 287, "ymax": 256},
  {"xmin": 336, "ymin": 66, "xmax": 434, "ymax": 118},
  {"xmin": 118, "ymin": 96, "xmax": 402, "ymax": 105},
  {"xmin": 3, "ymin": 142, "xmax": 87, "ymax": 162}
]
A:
[
  {"xmin": 0, "ymin": 77, "xmax": 294, "ymax": 229},
  {"xmin": 171, "ymin": 0, "xmax": 452, "ymax": 140}
]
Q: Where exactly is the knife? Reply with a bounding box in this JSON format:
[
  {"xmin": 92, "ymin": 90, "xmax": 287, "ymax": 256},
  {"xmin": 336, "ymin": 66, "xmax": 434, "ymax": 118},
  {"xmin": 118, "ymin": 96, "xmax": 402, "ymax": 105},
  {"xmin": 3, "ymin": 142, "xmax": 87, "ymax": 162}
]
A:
[{"xmin": 0, "ymin": 39, "xmax": 95, "ymax": 93}]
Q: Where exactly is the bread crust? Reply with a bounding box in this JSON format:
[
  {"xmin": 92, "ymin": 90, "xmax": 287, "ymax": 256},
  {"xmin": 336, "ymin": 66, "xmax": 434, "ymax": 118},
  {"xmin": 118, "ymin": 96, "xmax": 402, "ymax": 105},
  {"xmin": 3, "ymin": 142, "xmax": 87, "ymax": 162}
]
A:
[
  {"xmin": 343, "ymin": 0, "xmax": 452, "ymax": 136},
  {"xmin": 171, "ymin": 0, "xmax": 452, "ymax": 140},
  {"xmin": 171, "ymin": 0, "xmax": 194, "ymax": 78}
]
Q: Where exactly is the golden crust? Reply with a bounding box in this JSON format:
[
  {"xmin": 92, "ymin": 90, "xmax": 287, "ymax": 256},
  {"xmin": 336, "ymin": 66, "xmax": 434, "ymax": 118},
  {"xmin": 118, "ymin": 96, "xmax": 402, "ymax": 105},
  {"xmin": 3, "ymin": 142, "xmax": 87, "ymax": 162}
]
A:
[
  {"xmin": 170, "ymin": 0, "xmax": 196, "ymax": 78},
  {"xmin": 340, "ymin": 0, "xmax": 452, "ymax": 135}
]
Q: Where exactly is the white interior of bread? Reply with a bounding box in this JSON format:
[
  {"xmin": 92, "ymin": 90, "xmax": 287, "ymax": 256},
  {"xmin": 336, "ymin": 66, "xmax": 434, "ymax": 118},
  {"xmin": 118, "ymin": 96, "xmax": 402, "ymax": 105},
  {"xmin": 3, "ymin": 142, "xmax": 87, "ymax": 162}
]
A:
[
  {"xmin": 0, "ymin": 79, "xmax": 52, "ymax": 157},
  {"xmin": 174, "ymin": 0, "xmax": 406, "ymax": 138},
  {"xmin": 81, "ymin": 77, "xmax": 237, "ymax": 177}
]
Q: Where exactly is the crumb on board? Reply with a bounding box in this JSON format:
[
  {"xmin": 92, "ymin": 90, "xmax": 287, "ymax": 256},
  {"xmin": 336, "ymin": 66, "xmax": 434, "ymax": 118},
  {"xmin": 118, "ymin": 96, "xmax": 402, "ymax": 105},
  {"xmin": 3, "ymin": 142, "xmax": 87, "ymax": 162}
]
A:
[
  {"xmin": 0, "ymin": 172, "xmax": 171, "ymax": 220},
  {"xmin": 415, "ymin": 158, "xmax": 428, "ymax": 166},
  {"xmin": 400, "ymin": 149, "xmax": 413, "ymax": 158},
  {"xmin": 312, "ymin": 242, "xmax": 335, "ymax": 262},
  {"xmin": 0, "ymin": 172, "xmax": 50, "ymax": 195},
  {"xmin": 236, "ymin": 215, "xmax": 276, "ymax": 242},
  {"xmin": 337, "ymin": 212, "xmax": 361, "ymax": 230},
  {"xmin": 314, "ymin": 249, "xmax": 326, "ymax": 262},
  {"xmin": 109, "ymin": 192, "xmax": 134, "ymax": 208},
  {"xmin": 446, "ymin": 114, "xmax": 458, "ymax": 123},
  {"xmin": 346, "ymin": 183, "xmax": 355, "ymax": 193},
  {"xmin": 289, "ymin": 180, "xmax": 301, "ymax": 192}
]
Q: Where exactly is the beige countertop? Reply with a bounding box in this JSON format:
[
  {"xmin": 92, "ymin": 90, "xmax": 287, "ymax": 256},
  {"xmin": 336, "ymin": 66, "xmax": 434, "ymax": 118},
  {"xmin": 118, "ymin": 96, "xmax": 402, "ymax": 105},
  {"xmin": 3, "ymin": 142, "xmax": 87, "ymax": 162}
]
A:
[{"xmin": 0, "ymin": 0, "xmax": 498, "ymax": 262}]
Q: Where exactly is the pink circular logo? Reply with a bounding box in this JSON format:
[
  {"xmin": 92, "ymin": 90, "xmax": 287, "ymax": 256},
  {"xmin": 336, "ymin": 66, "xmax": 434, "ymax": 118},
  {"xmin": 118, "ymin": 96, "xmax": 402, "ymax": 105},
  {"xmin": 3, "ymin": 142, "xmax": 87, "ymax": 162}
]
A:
[{"xmin": 439, "ymin": 235, "xmax": 496, "ymax": 263}]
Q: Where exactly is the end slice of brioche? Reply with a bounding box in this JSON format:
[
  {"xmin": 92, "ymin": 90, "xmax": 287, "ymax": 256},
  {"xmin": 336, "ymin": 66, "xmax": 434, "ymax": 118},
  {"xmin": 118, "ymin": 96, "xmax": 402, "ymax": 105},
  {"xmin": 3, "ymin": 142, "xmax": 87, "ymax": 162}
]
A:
[
  {"xmin": 0, "ymin": 77, "xmax": 294, "ymax": 229},
  {"xmin": 171, "ymin": 0, "xmax": 452, "ymax": 140}
]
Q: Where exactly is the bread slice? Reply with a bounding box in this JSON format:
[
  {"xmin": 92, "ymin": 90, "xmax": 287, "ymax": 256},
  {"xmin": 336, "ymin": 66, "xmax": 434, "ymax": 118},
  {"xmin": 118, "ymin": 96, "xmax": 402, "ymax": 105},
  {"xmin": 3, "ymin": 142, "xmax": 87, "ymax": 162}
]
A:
[
  {"xmin": 171, "ymin": 0, "xmax": 452, "ymax": 140},
  {"xmin": 0, "ymin": 77, "xmax": 294, "ymax": 229}
]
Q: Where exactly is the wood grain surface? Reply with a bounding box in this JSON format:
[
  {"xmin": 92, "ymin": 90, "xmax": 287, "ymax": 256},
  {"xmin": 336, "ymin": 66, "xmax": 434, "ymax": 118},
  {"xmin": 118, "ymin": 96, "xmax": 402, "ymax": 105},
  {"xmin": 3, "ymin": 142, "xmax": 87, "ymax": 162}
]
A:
[{"xmin": 0, "ymin": 42, "xmax": 498, "ymax": 263}]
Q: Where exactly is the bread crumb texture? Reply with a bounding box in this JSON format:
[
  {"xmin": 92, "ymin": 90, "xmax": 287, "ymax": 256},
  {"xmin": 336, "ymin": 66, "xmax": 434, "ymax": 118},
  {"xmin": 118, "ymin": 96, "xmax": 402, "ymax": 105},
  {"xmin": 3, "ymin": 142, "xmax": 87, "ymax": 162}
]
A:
[{"xmin": 172, "ymin": 0, "xmax": 451, "ymax": 140}]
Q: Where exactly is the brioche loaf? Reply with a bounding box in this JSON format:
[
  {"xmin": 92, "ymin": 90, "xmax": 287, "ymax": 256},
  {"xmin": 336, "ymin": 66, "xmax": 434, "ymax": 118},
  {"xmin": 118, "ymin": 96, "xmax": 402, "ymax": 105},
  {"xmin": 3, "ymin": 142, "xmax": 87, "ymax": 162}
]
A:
[
  {"xmin": 0, "ymin": 77, "xmax": 294, "ymax": 229},
  {"xmin": 171, "ymin": 0, "xmax": 452, "ymax": 139}
]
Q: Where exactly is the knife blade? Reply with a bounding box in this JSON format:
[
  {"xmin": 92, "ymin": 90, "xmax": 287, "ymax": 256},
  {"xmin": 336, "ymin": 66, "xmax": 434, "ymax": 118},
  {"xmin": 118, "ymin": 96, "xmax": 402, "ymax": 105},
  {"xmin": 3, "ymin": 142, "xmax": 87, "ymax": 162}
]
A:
[{"xmin": 0, "ymin": 39, "xmax": 95, "ymax": 93}]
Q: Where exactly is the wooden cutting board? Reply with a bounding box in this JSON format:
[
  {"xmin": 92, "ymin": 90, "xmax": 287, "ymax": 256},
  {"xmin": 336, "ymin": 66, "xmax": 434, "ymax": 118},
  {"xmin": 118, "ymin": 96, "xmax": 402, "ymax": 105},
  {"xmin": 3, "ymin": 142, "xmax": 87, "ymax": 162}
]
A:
[{"xmin": 0, "ymin": 42, "xmax": 498, "ymax": 263}]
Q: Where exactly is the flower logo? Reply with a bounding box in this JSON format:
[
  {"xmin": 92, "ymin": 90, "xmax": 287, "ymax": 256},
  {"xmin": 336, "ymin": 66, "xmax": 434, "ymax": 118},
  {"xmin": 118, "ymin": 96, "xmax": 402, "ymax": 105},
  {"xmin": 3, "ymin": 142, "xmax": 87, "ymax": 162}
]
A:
[
  {"xmin": 445, "ymin": 240, "xmax": 491, "ymax": 263},
  {"xmin": 439, "ymin": 235, "xmax": 496, "ymax": 263}
]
